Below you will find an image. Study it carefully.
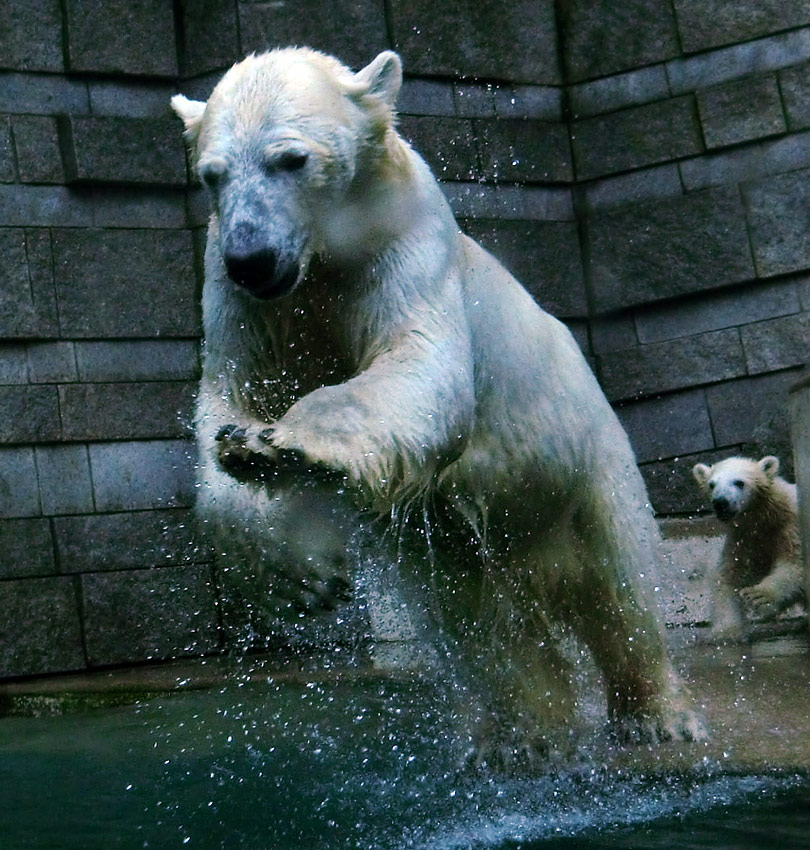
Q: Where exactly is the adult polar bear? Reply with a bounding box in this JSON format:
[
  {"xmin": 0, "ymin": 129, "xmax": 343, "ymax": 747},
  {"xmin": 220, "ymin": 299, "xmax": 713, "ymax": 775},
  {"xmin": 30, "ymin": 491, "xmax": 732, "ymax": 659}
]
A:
[{"xmin": 172, "ymin": 47, "xmax": 704, "ymax": 763}]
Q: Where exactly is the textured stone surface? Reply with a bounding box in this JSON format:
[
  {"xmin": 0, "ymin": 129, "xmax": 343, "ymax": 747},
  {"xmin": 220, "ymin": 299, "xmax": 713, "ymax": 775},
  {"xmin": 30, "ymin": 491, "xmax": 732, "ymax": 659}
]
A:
[
  {"xmin": 572, "ymin": 96, "xmax": 703, "ymax": 180},
  {"xmin": 34, "ymin": 444, "xmax": 94, "ymax": 516},
  {"xmin": 75, "ymin": 341, "xmax": 200, "ymax": 382},
  {"xmin": 0, "ymin": 518, "xmax": 55, "ymax": 579},
  {"xmin": 598, "ymin": 328, "xmax": 746, "ymax": 401},
  {"xmin": 54, "ymin": 508, "xmax": 205, "ymax": 573},
  {"xmin": 673, "ymin": 0, "xmax": 810, "ymax": 54},
  {"xmin": 64, "ymin": 0, "xmax": 178, "ymax": 76},
  {"xmin": 780, "ymin": 61, "xmax": 810, "ymax": 131},
  {"xmin": 88, "ymin": 81, "xmax": 176, "ymax": 118},
  {"xmin": 0, "ymin": 448, "xmax": 40, "ymax": 518},
  {"xmin": 0, "ymin": 185, "xmax": 94, "ymax": 227},
  {"xmin": 398, "ymin": 79, "xmax": 456, "ymax": 117},
  {"xmin": 635, "ymin": 280, "xmax": 800, "ymax": 344},
  {"xmin": 88, "ymin": 187, "xmax": 188, "ymax": 230},
  {"xmin": 12, "ymin": 115, "xmax": 64, "ymax": 184},
  {"xmin": 180, "ymin": 0, "xmax": 240, "ymax": 77},
  {"xmin": 0, "ymin": 117, "xmax": 14, "ymax": 183},
  {"xmin": 462, "ymin": 219, "xmax": 587, "ymax": 317},
  {"xmin": 587, "ymin": 188, "xmax": 754, "ymax": 313},
  {"xmin": 27, "ymin": 342, "xmax": 78, "ymax": 383},
  {"xmin": 569, "ymin": 66, "xmax": 670, "ymax": 118},
  {"xmin": 582, "ymin": 164, "xmax": 682, "ymax": 214},
  {"xmin": 697, "ymin": 74, "xmax": 785, "ymax": 149},
  {"xmin": 616, "ymin": 390, "xmax": 713, "ymax": 464},
  {"xmin": 476, "ymin": 119, "xmax": 572, "ymax": 184},
  {"xmin": 0, "ymin": 0, "xmax": 64, "ymax": 72},
  {"xmin": 0, "ymin": 577, "xmax": 85, "ymax": 677},
  {"xmin": 0, "ymin": 73, "xmax": 89, "ymax": 115},
  {"xmin": 52, "ymin": 229, "xmax": 200, "ymax": 338},
  {"xmin": 641, "ymin": 453, "xmax": 721, "ymax": 515},
  {"xmin": 388, "ymin": 0, "xmax": 561, "ymax": 84},
  {"xmin": 742, "ymin": 312, "xmax": 810, "ymax": 374},
  {"xmin": 81, "ymin": 564, "xmax": 219, "ymax": 667},
  {"xmin": 60, "ymin": 116, "xmax": 187, "ymax": 187},
  {"xmin": 744, "ymin": 168, "xmax": 810, "ymax": 277},
  {"xmin": 397, "ymin": 116, "xmax": 478, "ymax": 182},
  {"xmin": 88, "ymin": 440, "xmax": 196, "ymax": 512},
  {"xmin": 239, "ymin": 0, "xmax": 390, "ymax": 70},
  {"xmin": 0, "ymin": 229, "xmax": 58, "ymax": 338},
  {"xmin": 444, "ymin": 183, "xmax": 574, "ymax": 222},
  {"xmin": 0, "ymin": 386, "xmax": 60, "ymax": 443},
  {"xmin": 560, "ymin": 0, "xmax": 680, "ymax": 83}
]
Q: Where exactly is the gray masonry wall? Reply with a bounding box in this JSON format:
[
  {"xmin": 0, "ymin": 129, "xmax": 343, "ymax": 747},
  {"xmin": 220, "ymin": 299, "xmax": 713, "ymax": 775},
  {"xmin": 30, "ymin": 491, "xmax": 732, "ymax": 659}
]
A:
[{"xmin": 1, "ymin": 0, "xmax": 808, "ymax": 679}]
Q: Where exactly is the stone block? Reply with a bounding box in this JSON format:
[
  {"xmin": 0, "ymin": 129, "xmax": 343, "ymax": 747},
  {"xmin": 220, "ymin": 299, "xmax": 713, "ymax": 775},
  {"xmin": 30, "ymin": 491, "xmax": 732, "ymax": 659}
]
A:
[
  {"xmin": 0, "ymin": 386, "xmax": 60, "ymax": 443},
  {"xmin": 745, "ymin": 167, "xmax": 810, "ymax": 278},
  {"xmin": 598, "ymin": 328, "xmax": 746, "ymax": 401},
  {"xmin": 398, "ymin": 79, "xmax": 455, "ymax": 117},
  {"xmin": 589, "ymin": 313, "xmax": 638, "ymax": 354},
  {"xmin": 0, "ymin": 0, "xmax": 64, "ymax": 72},
  {"xmin": 582, "ymin": 164, "xmax": 682, "ymax": 215},
  {"xmin": 88, "ymin": 80, "xmax": 176, "ymax": 118},
  {"xmin": 397, "ymin": 116, "xmax": 479, "ymax": 182},
  {"xmin": 64, "ymin": 0, "xmax": 178, "ymax": 77},
  {"xmin": 559, "ymin": 0, "xmax": 679, "ymax": 83},
  {"xmin": 0, "ymin": 576, "xmax": 85, "ymax": 678},
  {"xmin": 697, "ymin": 74, "xmax": 785, "ymax": 149},
  {"xmin": 443, "ymin": 182, "xmax": 574, "ymax": 222},
  {"xmin": 461, "ymin": 219, "xmax": 587, "ymax": 318},
  {"xmin": 12, "ymin": 115, "xmax": 64, "ymax": 184},
  {"xmin": 667, "ymin": 29, "xmax": 810, "ymax": 95},
  {"xmin": 635, "ymin": 279, "xmax": 800, "ymax": 344},
  {"xmin": 180, "ymin": 0, "xmax": 240, "ymax": 77},
  {"xmin": 52, "ymin": 229, "xmax": 200, "ymax": 338},
  {"xmin": 0, "ymin": 117, "xmax": 14, "ymax": 182},
  {"xmin": 615, "ymin": 389, "xmax": 713, "ymax": 463},
  {"xmin": 780, "ymin": 61, "xmax": 810, "ymax": 131},
  {"xmin": 706, "ymin": 370, "xmax": 800, "ymax": 447},
  {"xmin": 587, "ymin": 187, "xmax": 755, "ymax": 313},
  {"xmin": 388, "ymin": 0, "xmax": 561, "ymax": 84},
  {"xmin": 238, "ymin": 0, "xmax": 389, "ymax": 70},
  {"xmin": 476, "ymin": 118, "xmax": 572, "ymax": 184},
  {"xmin": 0, "ymin": 447, "xmax": 40, "ymax": 518},
  {"xmin": 27, "ymin": 342, "xmax": 78, "ymax": 383},
  {"xmin": 680, "ymin": 131, "xmax": 810, "ymax": 192},
  {"xmin": 0, "ymin": 185, "xmax": 94, "ymax": 228},
  {"xmin": 88, "ymin": 187, "xmax": 188, "ymax": 230},
  {"xmin": 81, "ymin": 564, "xmax": 219, "ymax": 667},
  {"xmin": 0, "ymin": 344, "xmax": 28, "ymax": 383},
  {"xmin": 89, "ymin": 440, "xmax": 196, "ymax": 511},
  {"xmin": 0, "ymin": 229, "xmax": 57, "ymax": 337},
  {"xmin": 568, "ymin": 66, "xmax": 670, "ymax": 119},
  {"xmin": 53, "ymin": 508, "xmax": 205, "ymax": 573},
  {"xmin": 494, "ymin": 85, "xmax": 563, "ymax": 121},
  {"xmin": 672, "ymin": 0, "xmax": 810, "ymax": 54},
  {"xmin": 0, "ymin": 518, "xmax": 55, "ymax": 579},
  {"xmin": 59, "ymin": 381, "xmax": 196, "ymax": 441},
  {"xmin": 0, "ymin": 72, "xmax": 89, "ymax": 115},
  {"xmin": 59, "ymin": 116, "xmax": 187, "ymax": 187},
  {"xmin": 742, "ymin": 311, "xmax": 810, "ymax": 374},
  {"xmin": 640, "ymin": 452, "xmax": 725, "ymax": 516},
  {"xmin": 572, "ymin": 96, "xmax": 703, "ymax": 181},
  {"xmin": 34, "ymin": 445, "xmax": 94, "ymax": 516},
  {"xmin": 75, "ymin": 340, "xmax": 200, "ymax": 382}
]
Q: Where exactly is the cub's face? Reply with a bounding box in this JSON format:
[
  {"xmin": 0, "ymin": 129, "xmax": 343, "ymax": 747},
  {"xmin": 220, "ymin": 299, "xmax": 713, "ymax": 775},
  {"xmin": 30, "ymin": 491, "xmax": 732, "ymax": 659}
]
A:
[
  {"xmin": 692, "ymin": 455, "xmax": 779, "ymax": 521},
  {"xmin": 171, "ymin": 49, "xmax": 402, "ymax": 301}
]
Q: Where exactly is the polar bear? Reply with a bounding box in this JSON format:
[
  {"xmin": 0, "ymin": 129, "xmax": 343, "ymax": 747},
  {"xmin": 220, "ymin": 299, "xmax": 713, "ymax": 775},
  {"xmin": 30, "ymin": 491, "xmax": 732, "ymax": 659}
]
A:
[
  {"xmin": 693, "ymin": 455, "xmax": 804, "ymax": 641},
  {"xmin": 171, "ymin": 47, "xmax": 705, "ymax": 766}
]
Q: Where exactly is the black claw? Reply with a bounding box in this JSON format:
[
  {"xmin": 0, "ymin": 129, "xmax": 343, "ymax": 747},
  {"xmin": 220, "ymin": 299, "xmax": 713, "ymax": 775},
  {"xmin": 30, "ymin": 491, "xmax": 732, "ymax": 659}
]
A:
[
  {"xmin": 257, "ymin": 428, "xmax": 274, "ymax": 444},
  {"xmin": 215, "ymin": 424, "xmax": 239, "ymax": 441}
]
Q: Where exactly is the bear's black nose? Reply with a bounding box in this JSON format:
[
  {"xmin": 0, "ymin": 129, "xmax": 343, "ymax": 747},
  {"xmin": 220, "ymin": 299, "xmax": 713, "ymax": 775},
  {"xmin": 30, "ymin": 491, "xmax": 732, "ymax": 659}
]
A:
[
  {"xmin": 224, "ymin": 246, "xmax": 278, "ymax": 292},
  {"xmin": 712, "ymin": 496, "xmax": 735, "ymax": 521}
]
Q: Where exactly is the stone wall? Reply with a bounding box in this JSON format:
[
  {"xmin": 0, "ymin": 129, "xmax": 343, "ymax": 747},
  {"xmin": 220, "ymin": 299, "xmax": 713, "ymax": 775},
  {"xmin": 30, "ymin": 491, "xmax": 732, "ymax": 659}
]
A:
[{"xmin": 0, "ymin": 0, "xmax": 808, "ymax": 678}]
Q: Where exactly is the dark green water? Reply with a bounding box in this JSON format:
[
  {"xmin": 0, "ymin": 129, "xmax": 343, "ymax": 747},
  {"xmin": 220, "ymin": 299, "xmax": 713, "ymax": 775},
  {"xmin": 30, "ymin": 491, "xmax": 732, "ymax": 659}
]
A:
[{"xmin": 0, "ymin": 677, "xmax": 807, "ymax": 849}]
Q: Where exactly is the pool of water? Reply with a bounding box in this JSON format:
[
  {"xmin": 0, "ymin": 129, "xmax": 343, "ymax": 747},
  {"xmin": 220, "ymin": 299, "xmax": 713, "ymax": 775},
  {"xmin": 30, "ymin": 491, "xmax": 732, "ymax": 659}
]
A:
[{"xmin": 1, "ymin": 676, "xmax": 807, "ymax": 849}]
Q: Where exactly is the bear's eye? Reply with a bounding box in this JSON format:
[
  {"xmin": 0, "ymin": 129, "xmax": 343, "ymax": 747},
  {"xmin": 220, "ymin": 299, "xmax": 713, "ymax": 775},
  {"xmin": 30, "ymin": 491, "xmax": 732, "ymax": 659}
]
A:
[
  {"xmin": 277, "ymin": 150, "xmax": 309, "ymax": 172},
  {"xmin": 732, "ymin": 479, "xmax": 745, "ymax": 489}
]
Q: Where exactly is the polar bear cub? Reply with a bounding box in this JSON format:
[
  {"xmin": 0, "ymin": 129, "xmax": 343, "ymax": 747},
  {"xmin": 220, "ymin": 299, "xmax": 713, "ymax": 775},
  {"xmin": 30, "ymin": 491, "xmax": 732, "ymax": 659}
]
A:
[{"xmin": 693, "ymin": 455, "xmax": 804, "ymax": 640}]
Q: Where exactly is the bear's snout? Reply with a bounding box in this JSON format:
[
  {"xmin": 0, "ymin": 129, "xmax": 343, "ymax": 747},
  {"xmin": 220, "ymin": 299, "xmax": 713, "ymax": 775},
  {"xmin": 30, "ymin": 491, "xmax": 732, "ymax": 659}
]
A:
[
  {"xmin": 712, "ymin": 495, "xmax": 736, "ymax": 521},
  {"xmin": 223, "ymin": 240, "xmax": 299, "ymax": 299}
]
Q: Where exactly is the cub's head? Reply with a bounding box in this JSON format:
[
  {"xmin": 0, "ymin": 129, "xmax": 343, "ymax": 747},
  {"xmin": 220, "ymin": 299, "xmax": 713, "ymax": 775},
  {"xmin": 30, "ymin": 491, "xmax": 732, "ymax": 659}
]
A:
[
  {"xmin": 171, "ymin": 48, "xmax": 402, "ymax": 300},
  {"xmin": 692, "ymin": 455, "xmax": 780, "ymax": 522}
]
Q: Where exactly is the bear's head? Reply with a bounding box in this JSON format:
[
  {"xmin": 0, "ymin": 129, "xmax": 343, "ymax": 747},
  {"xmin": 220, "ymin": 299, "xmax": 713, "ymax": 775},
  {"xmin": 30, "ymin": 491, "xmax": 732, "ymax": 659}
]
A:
[
  {"xmin": 171, "ymin": 48, "xmax": 403, "ymax": 300},
  {"xmin": 692, "ymin": 455, "xmax": 780, "ymax": 522}
]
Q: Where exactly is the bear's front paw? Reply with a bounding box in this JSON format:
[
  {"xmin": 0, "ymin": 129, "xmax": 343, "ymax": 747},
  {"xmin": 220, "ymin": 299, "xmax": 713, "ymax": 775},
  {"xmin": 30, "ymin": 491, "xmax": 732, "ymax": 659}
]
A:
[
  {"xmin": 739, "ymin": 586, "xmax": 779, "ymax": 621},
  {"xmin": 215, "ymin": 424, "xmax": 279, "ymax": 481},
  {"xmin": 610, "ymin": 706, "xmax": 707, "ymax": 746}
]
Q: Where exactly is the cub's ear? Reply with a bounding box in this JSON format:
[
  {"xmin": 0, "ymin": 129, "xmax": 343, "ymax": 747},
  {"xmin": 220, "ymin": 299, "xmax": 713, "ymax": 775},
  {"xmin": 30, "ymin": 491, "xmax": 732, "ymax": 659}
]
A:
[
  {"xmin": 759, "ymin": 455, "xmax": 780, "ymax": 479},
  {"xmin": 692, "ymin": 463, "xmax": 711, "ymax": 485},
  {"xmin": 170, "ymin": 94, "xmax": 206, "ymax": 147},
  {"xmin": 354, "ymin": 51, "xmax": 402, "ymax": 107}
]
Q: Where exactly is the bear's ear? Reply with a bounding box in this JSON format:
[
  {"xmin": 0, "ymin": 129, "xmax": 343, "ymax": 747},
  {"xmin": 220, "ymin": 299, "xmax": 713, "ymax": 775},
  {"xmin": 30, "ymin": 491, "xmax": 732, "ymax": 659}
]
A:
[
  {"xmin": 759, "ymin": 455, "xmax": 780, "ymax": 480},
  {"xmin": 354, "ymin": 51, "xmax": 403, "ymax": 108},
  {"xmin": 692, "ymin": 463, "xmax": 711, "ymax": 485},
  {"xmin": 170, "ymin": 94, "xmax": 206, "ymax": 148}
]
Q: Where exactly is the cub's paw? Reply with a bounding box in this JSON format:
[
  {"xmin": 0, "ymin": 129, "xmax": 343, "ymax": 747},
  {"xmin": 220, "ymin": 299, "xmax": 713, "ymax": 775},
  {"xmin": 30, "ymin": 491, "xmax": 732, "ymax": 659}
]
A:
[
  {"xmin": 739, "ymin": 586, "xmax": 779, "ymax": 621},
  {"xmin": 214, "ymin": 424, "xmax": 278, "ymax": 480},
  {"xmin": 611, "ymin": 706, "xmax": 708, "ymax": 746}
]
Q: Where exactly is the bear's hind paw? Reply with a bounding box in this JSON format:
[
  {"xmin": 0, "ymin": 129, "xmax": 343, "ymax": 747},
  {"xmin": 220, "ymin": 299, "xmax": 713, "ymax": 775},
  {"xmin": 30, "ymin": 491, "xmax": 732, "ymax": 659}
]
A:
[{"xmin": 215, "ymin": 423, "xmax": 278, "ymax": 480}]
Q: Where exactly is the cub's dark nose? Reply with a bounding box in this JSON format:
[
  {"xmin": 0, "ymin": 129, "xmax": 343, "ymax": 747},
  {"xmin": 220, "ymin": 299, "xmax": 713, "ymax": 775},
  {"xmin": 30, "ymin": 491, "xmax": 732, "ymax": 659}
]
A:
[
  {"xmin": 224, "ymin": 246, "xmax": 277, "ymax": 292},
  {"xmin": 712, "ymin": 496, "xmax": 734, "ymax": 521}
]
